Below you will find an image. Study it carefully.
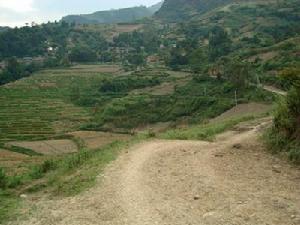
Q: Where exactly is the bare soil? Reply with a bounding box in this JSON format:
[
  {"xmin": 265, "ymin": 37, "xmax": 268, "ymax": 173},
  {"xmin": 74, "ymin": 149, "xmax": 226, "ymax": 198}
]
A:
[
  {"xmin": 0, "ymin": 149, "xmax": 46, "ymax": 175},
  {"xmin": 211, "ymin": 103, "xmax": 272, "ymax": 123},
  {"xmin": 10, "ymin": 120, "xmax": 300, "ymax": 225},
  {"xmin": 6, "ymin": 140, "xmax": 78, "ymax": 155},
  {"xmin": 69, "ymin": 131, "xmax": 131, "ymax": 150}
]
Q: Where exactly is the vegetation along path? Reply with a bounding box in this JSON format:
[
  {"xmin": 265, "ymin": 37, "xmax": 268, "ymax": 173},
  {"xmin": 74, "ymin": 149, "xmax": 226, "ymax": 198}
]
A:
[{"xmin": 10, "ymin": 119, "xmax": 300, "ymax": 225}]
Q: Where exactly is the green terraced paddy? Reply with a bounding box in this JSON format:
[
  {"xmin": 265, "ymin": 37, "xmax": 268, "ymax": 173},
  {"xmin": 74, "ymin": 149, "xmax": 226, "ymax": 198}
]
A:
[{"xmin": 0, "ymin": 66, "xmax": 112, "ymax": 143}]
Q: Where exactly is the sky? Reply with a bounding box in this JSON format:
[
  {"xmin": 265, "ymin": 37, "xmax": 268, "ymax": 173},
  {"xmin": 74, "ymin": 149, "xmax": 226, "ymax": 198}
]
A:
[{"xmin": 0, "ymin": 0, "xmax": 161, "ymax": 27}]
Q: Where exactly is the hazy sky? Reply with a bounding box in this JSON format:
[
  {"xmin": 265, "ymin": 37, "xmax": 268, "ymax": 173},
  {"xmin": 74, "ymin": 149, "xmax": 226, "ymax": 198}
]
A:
[{"xmin": 0, "ymin": 0, "xmax": 161, "ymax": 27}]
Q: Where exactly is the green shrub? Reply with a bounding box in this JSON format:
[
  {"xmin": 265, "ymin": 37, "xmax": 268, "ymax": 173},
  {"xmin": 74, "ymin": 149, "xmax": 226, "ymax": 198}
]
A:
[
  {"xmin": 7, "ymin": 176, "xmax": 23, "ymax": 189},
  {"xmin": 266, "ymin": 66, "xmax": 300, "ymax": 163},
  {"xmin": 30, "ymin": 159, "xmax": 58, "ymax": 179},
  {"xmin": 0, "ymin": 168, "xmax": 7, "ymax": 189},
  {"xmin": 288, "ymin": 145, "xmax": 300, "ymax": 163}
]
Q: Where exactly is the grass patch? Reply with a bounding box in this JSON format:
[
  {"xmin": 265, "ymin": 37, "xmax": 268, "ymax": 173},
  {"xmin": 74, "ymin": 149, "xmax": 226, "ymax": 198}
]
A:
[
  {"xmin": 0, "ymin": 191, "xmax": 20, "ymax": 224},
  {"xmin": 264, "ymin": 128, "xmax": 300, "ymax": 164},
  {"xmin": 160, "ymin": 115, "xmax": 257, "ymax": 141}
]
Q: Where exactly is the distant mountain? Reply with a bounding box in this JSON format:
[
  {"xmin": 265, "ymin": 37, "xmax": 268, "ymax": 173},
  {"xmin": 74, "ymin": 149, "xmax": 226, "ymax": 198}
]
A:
[
  {"xmin": 148, "ymin": 1, "xmax": 164, "ymax": 13},
  {"xmin": 155, "ymin": 0, "xmax": 234, "ymax": 22},
  {"xmin": 62, "ymin": 2, "xmax": 163, "ymax": 24}
]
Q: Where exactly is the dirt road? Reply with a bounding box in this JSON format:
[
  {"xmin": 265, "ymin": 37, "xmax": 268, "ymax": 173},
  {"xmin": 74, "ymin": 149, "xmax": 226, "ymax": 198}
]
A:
[{"xmin": 11, "ymin": 120, "xmax": 300, "ymax": 225}]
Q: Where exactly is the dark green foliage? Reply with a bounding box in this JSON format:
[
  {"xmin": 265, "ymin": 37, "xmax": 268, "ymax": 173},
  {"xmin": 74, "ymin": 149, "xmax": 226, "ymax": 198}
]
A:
[
  {"xmin": 167, "ymin": 48, "xmax": 188, "ymax": 70},
  {"xmin": 92, "ymin": 77, "xmax": 251, "ymax": 129},
  {"xmin": 30, "ymin": 160, "xmax": 58, "ymax": 179},
  {"xmin": 267, "ymin": 67, "xmax": 300, "ymax": 163},
  {"xmin": 208, "ymin": 26, "xmax": 232, "ymax": 61},
  {"xmin": 99, "ymin": 76, "xmax": 160, "ymax": 94},
  {"xmin": 69, "ymin": 46, "xmax": 97, "ymax": 62},
  {"xmin": 0, "ymin": 168, "xmax": 7, "ymax": 189},
  {"xmin": 0, "ymin": 22, "xmax": 108, "ymax": 63},
  {"xmin": 224, "ymin": 59, "xmax": 252, "ymax": 89},
  {"xmin": 0, "ymin": 22, "xmax": 70, "ymax": 59},
  {"xmin": 127, "ymin": 53, "xmax": 146, "ymax": 69},
  {"xmin": 189, "ymin": 48, "xmax": 209, "ymax": 73}
]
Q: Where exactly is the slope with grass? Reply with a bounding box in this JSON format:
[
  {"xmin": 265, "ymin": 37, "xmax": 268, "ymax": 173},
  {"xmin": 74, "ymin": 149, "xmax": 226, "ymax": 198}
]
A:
[{"xmin": 62, "ymin": 2, "xmax": 163, "ymax": 25}]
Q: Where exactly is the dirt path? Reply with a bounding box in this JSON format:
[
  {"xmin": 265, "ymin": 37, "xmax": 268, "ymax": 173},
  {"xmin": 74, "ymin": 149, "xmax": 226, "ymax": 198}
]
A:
[
  {"xmin": 263, "ymin": 85, "xmax": 287, "ymax": 96},
  {"xmin": 11, "ymin": 120, "xmax": 300, "ymax": 225}
]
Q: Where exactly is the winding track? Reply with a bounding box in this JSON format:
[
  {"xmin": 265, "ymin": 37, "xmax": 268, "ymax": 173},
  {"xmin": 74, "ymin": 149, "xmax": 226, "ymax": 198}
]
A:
[{"xmin": 11, "ymin": 120, "xmax": 300, "ymax": 225}]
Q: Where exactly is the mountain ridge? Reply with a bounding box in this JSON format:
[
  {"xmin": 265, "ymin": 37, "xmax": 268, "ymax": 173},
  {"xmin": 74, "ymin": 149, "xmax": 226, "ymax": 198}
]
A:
[
  {"xmin": 62, "ymin": 2, "xmax": 163, "ymax": 24},
  {"xmin": 155, "ymin": 0, "xmax": 236, "ymax": 21}
]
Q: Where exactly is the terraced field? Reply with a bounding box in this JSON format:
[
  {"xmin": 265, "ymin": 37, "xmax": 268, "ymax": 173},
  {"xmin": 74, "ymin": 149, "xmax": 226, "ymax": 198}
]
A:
[{"xmin": 0, "ymin": 65, "xmax": 120, "ymax": 144}]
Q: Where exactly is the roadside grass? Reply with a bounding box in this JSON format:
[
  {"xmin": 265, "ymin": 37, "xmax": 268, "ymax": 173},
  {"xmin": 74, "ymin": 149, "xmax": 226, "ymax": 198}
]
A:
[
  {"xmin": 264, "ymin": 127, "xmax": 300, "ymax": 164},
  {"xmin": 159, "ymin": 114, "xmax": 265, "ymax": 141},
  {"xmin": 0, "ymin": 134, "xmax": 148, "ymax": 224},
  {"xmin": 0, "ymin": 190, "xmax": 19, "ymax": 224}
]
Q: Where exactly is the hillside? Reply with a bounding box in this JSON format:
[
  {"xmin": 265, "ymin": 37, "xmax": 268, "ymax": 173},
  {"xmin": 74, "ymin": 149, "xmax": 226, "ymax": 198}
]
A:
[
  {"xmin": 1, "ymin": 0, "xmax": 300, "ymax": 224},
  {"xmin": 158, "ymin": 0, "xmax": 300, "ymax": 87},
  {"xmin": 155, "ymin": 0, "xmax": 234, "ymax": 21},
  {"xmin": 62, "ymin": 2, "xmax": 163, "ymax": 24}
]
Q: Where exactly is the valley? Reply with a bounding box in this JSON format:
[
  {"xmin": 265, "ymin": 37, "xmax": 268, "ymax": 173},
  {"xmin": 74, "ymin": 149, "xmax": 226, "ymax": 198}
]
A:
[{"xmin": 0, "ymin": 0, "xmax": 299, "ymax": 224}]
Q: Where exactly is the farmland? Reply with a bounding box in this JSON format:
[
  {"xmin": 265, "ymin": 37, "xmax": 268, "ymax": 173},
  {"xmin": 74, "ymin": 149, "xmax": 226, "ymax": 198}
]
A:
[{"xmin": 0, "ymin": 63, "xmax": 275, "ymax": 224}]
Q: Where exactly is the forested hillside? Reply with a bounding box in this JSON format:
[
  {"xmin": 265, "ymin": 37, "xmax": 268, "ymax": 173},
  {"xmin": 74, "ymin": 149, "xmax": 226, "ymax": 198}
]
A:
[
  {"xmin": 156, "ymin": 0, "xmax": 234, "ymax": 21},
  {"xmin": 157, "ymin": 0, "xmax": 300, "ymax": 88}
]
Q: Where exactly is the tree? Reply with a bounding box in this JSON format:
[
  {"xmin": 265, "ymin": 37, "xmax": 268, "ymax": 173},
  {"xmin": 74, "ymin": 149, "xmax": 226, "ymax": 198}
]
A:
[
  {"xmin": 208, "ymin": 26, "xmax": 232, "ymax": 61},
  {"xmin": 127, "ymin": 53, "xmax": 146, "ymax": 70},
  {"xmin": 188, "ymin": 48, "xmax": 208, "ymax": 73},
  {"xmin": 224, "ymin": 59, "xmax": 251, "ymax": 89},
  {"xmin": 167, "ymin": 48, "xmax": 188, "ymax": 70},
  {"xmin": 0, "ymin": 57, "xmax": 23, "ymax": 84},
  {"xmin": 69, "ymin": 46, "xmax": 97, "ymax": 62}
]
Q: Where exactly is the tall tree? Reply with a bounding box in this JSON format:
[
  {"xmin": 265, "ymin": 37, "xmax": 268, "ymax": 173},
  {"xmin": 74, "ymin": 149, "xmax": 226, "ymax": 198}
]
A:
[{"xmin": 208, "ymin": 26, "xmax": 232, "ymax": 61}]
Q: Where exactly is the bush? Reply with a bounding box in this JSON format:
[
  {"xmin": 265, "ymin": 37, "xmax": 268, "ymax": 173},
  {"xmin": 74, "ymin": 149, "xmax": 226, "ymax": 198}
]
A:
[
  {"xmin": 7, "ymin": 176, "xmax": 23, "ymax": 189},
  {"xmin": 266, "ymin": 66, "xmax": 300, "ymax": 163},
  {"xmin": 30, "ymin": 160, "xmax": 58, "ymax": 179},
  {"xmin": 0, "ymin": 168, "xmax": 7, "ymax": 189}
]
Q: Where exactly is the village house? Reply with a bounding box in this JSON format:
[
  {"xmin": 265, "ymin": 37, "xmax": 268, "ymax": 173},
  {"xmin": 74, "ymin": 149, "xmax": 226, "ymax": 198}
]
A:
[{"xmin": 21, "ymin": 56, "xmax": 45, "ymax": 65}]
